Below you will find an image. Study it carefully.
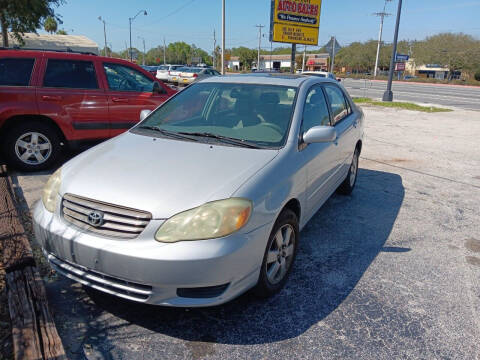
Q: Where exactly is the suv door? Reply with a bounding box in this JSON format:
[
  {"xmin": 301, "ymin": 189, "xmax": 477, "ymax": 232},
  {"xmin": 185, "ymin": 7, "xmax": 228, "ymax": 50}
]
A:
[
  {"xmin": 324, "ymin": 84, "xmax": 358, "ymax": 180},
  {"xmin": 299, "ymin": 85, "xmax": 338, "ymax": 217},
  {"xmin": 37, "ymin": 57, "xmax": 110, "ymax": 141},
  {"xmin": 102, "ymin": 62, "xmax": 169, "ymax": 136}
]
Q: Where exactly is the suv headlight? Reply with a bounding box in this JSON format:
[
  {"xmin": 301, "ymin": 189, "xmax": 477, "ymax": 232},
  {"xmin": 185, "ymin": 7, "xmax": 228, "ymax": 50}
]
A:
[
  {"xmin": 42, "ymin": 168, "xmax": 62, "ymax": 212},
  {"xmin": 155, "ymin": 198, "xmax": 252, "ymax": 243}
]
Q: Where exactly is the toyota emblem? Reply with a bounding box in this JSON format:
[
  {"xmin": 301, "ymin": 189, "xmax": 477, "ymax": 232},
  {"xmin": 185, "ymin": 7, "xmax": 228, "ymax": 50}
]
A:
[{"xmin": 87, "ymin": 210, "xmax": 104, "ymax": 227}]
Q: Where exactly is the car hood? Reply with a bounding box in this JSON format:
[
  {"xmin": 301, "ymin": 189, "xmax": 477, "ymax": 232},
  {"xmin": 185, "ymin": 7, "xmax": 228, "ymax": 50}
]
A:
[{"xmin": 61, "ymin": 133, "xmax": 278, "ymax": 219}]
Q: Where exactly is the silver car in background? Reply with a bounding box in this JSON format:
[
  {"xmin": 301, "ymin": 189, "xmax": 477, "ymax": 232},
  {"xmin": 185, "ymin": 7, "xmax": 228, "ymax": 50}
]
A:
[
  {"xmin": 178, "ymin": 67, "xmax": 221, "ymax": 86},
  {"xmin": 33, "ymin": 74, "xmax": 364, "ymax": 307}
]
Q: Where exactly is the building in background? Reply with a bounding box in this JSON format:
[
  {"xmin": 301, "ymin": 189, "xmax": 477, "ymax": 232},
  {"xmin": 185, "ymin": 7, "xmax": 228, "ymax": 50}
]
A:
[
  {"xmin": 305, "ymin": 54, "xmax": 329, "ymax": 71},
  {"xmin": 2, "ymin": 33, "xmax": 99, "ymax": 54},
  {"xmin": 228, "ymin": 53, "xmax": 329, "ymax": 72}
]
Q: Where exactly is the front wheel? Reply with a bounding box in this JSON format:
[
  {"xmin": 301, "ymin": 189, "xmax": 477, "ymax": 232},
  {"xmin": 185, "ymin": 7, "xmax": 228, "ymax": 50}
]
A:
[
  {"xmin": 2, "ymin": 121, "xmax": 62, "ymax": 172},
  {"xmin": 254, "ymin": 208, "xmax": 299, "ymax": 298},
  {"xmin": 337, "ymin": 147, "xmax": 360, "ymax": 195}
]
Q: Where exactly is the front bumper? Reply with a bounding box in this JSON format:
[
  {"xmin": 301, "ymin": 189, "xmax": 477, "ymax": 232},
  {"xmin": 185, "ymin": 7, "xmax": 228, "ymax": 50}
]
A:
[{"xmin": 33, "ymin": 200, "xmax": 272, "ymax": 307}]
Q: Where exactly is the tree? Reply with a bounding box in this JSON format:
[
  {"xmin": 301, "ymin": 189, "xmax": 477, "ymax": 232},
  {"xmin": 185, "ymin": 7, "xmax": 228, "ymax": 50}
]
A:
[
  {"xmin": 0, "ymin": 0, "xmax": 63, "ymax": 47},
  {"xmin": 44, "ymin": 16, "xmax": 57, "ymax": 33},
  {"xmin": 231, "ymin": 46, "xmax": 256, "ymax": 70},
  {"xmin": 56, "ymin": 29, "xmax": 67, "ymax": 35}
]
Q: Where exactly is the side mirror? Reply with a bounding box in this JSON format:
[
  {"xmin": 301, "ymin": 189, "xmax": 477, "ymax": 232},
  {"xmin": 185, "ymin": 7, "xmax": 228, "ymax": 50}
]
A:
[
  {"xmin": 153, "ymin": 81, "xmax": 167, "ymax": 94},
  {"xmin": 139, "ymin": 109, "xmax": 152, "ymax": 122},
  {"xmin": 303, "ymin": 126, "xmax": 337, "ymax": 144},
  {"xmin": 337, "ymin": 78, "xmax": 341, "ymax": 82}
]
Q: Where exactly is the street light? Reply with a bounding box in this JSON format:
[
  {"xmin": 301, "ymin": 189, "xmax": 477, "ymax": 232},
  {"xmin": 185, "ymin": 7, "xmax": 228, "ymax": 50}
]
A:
[
  {"xmin": 373, "ymin": 0, "xmax": 392, "ymax": 78},
  {"xmin": 98, "ymin": 16, "xmax": 107, "ymax": 57},
  {"xmin": 382, "ymin": 0, "xmax": 403, "ymax": 102},
  {"xmin": 129, "ymin": 10, "xmax": 147, "ymax": 61}
]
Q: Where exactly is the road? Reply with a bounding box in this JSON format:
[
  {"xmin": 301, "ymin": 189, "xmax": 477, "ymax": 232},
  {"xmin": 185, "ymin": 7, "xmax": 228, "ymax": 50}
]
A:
[
  {"xmin": 342, "ymin": 78, "xmax": 480, "ymax": 111},
  {"xmin": 10, "ymin": 106, "xmax": 480, "ymax": 359}
]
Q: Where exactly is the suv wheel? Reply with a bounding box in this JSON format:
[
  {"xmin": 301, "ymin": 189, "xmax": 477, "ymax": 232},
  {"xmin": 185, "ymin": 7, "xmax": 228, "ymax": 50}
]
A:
[{"xmin": 3, "ymin": 121, "xmax": 62, "ymax": 171}]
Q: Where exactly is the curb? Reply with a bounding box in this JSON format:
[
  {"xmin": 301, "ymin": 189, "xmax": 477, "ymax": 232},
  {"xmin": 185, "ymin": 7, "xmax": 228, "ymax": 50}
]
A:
[{"xmin": 0, "ymin": 165, "xmax": 67, "ymax": 360}]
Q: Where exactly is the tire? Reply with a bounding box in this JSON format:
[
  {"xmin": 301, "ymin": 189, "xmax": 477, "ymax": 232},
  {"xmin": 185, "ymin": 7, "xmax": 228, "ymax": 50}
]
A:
[
  {"xmin": 254, "ymin": 208, "xmax": 299, "ymax": 298},
  {"xmin": 337, "ymin": 147, "xmax": 360, "ymax": 195},
  {"xmin": 2, "ymin": 121, "xmax": 62, "ymax": 172}
]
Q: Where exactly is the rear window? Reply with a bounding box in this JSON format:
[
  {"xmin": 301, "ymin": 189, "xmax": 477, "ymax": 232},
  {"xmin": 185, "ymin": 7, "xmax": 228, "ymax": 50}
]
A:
[
  {"xmin": 171, "ymin": 66, "xmax": 183, "ymax": 70},
  {"xmin": 0, "ymin": 58, "xmax": 35, "ymax": 86},
  {"xmin": 43, "ymin": 59, "xmax": 98, "ymax": 89},
  {"xmin": 158, "ymin": 65, "xmax": 169, "ymax": 70}
]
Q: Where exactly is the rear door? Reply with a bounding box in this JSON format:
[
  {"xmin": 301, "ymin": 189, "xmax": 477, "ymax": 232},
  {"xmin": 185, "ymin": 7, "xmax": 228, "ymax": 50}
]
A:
[
  {"xmin": 101, "ymin": 61, "xmax": 170, "ymax": 137},
  {"xmin": 37, "ymin": 56, "xmax": 109, "ymax": 141},
  {"xmin": 324, "ymin": 84, "xmax": 358, "ymax": 180}
]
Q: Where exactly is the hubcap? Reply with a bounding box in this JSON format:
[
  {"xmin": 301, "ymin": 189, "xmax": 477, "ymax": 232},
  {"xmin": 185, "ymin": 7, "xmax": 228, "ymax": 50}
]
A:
[
  {"xmin": 349, "ymin": 153, "xmax": 358, "ymax": 187},
  {"xmin": 15, "ymin": 132, "xmax": 52, "ymax": 165},
  {"xmin": 265, "ymin": 224, "xmax": 295, "ymax": 285}
]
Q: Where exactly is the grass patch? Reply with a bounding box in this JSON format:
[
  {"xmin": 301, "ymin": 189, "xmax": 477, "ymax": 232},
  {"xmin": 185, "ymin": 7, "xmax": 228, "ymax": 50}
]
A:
[{"xmin": 353, "ymin": 97, "xmax": 452, "ymax": 112}]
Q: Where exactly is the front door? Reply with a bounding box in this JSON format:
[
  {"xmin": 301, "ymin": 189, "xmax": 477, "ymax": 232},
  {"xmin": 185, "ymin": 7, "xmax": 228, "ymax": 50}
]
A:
[
  {"xmin": 300, "ymin": 85, "xmax": 338, "ymax": 217},
  {"xmin": 101, "ymin": 62, "xmax": 169, "ymax": 137}
]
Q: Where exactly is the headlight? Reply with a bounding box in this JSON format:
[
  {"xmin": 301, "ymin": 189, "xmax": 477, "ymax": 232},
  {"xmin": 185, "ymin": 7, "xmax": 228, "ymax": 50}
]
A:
[
  {"xmin": 155, "ymin": 198, "xmax": 252, "ymax": 243},
  {"xmin": 42, "ymin": 168, "xmax": 62, "ymax": 212}
]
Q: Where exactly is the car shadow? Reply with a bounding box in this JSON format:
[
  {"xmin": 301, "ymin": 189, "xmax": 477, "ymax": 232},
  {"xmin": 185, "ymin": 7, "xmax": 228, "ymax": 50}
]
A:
[{"xmin": 47, "ymin": 167, "xmax": 405, "ymax": 352}]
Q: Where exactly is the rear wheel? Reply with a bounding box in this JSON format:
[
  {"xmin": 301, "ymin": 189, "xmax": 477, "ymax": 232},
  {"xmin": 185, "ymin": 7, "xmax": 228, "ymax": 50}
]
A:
[
  {"xmin": 254, "ymin": 208, "xmax": 299, "ymax": 298},
  {"xmin": 337, "ymin": 147, "xmax": 360, "ymax": 195},
  {"xmin": 3, "ymin": 121, "xmax": 62, "ymax": 171}
]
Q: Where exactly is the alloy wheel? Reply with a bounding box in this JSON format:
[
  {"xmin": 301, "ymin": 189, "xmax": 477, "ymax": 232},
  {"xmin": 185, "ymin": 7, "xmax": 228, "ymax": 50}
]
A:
[
  {"xmin": 265, "ymin": 224, "xmax": 296, "ymax": 285},
  {"xmin": 14, "ymin": 132, "xmax": 52, "ymax": 165}
]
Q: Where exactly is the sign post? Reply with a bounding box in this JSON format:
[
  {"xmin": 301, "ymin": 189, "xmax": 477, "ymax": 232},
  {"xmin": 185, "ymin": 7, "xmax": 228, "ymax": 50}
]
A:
[{"xmin": 270, "ymin": 0, "xmax": 322, "ymax": 73}]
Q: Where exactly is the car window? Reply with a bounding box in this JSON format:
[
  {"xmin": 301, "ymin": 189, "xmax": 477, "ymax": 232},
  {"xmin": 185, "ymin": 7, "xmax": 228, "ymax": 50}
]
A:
[
  {"xmin": 43, "ymin": 59, "xmax": 98, "ymax": 89},
  {"xmin": 324, "ymin": 85, "xmax": 349, "ymax": 124},
  {"xmin": 0, "ymin": 58, "xmax": 35, "ymax": 86},
  {"xmin": 103, "ymin": 62, "xmax": 153, "ymax": 92},
  {"xmin": 137, "ymin": 83, "xmax": 297, "ymax": 148},
  {"xmin": 302, "ymin": 86, "xmax": 330, "ymax": 133}
]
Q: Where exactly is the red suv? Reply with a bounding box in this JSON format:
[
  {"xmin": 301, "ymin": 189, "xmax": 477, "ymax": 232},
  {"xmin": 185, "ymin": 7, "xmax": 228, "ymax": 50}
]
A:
[{"xmin": 0, "ymin": 49, "xmax": 176, "ymax": 171}]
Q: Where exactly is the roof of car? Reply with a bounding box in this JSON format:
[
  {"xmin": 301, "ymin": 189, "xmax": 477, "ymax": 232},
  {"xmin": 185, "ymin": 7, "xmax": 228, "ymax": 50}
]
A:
[{"xmin": 201, "ymin": 73, "xmax": 313, "ymax": 87}]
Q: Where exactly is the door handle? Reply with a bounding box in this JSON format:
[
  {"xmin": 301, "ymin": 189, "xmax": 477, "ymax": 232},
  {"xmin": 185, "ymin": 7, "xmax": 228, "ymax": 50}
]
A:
[
  {"xmin": 112, "ymin": 97, "xmax": 129, "ymax": 103},
  {"xmin": 41, "ymin": 95, "xmax": 62, "ymax": 101}
]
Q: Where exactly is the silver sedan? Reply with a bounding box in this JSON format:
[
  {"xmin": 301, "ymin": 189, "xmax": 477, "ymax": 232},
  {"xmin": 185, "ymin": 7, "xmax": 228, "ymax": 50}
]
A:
[{"xmin": 33, "ymin": 74, "xmax": 364, "ymax": 307}]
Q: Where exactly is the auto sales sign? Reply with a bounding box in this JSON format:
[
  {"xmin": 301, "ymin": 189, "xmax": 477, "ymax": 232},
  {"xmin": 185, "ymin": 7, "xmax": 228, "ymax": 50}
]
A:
[{"xmin": 270, "ymin": 0, "xmax": 322, "ymax": 46}]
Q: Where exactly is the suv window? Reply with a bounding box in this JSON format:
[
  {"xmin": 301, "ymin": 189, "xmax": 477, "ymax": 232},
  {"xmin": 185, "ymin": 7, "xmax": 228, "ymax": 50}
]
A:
[
  {"xmin": 43, "ymin": 59, "xmax": 98, "ymax": 89},
  {"xmin": 302, "ymin": 85, "xmax": 330, "ymax": 133},
  {"xmin": 103, "ymin": 62, "xmax": 153, "ymax": 92},
  {"xmin": 0, "ymin": 58, "xmax": 35, "ymax": 86},
  {"xmin": 324, "ymin": 85, "xmax": 349, "ymax": 124}
]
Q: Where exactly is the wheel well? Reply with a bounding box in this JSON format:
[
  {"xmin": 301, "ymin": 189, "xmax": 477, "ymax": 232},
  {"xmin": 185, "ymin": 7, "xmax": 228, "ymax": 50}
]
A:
[
  {"xmin": 0, "ymin": 115, "xmax": 65, "ymax": 142},
  {"xmin": 283, "ymin": 198, "xmax": 301, "ymax": 222},
  {"xmin": 356, "ymin": 140, "xmax": 362, "ymax": 155}
]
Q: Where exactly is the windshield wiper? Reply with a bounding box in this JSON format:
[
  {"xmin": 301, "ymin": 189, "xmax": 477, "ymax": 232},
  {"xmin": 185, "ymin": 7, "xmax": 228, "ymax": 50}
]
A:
[
  {"xmin": 177, "ymin": 132, "xmax": 261, "ymax": 149},
  {"xmin": 138, "ymin": 126, "xmax": 198, "ymax": 141}
]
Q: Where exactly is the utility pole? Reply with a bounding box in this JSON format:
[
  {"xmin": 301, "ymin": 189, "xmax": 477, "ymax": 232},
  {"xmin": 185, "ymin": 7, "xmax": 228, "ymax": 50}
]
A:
[
  {"xmin": 213, "ymin": 29, "xmax": 216, "ymax": 69},
  {"xmin": 255, "ymin": 24, "xmax": 264, "ymax": 70},
  {"xmin": 138, "ymin": 36, "xmax": 146, "ymax": 65},
  {"xmin": 98, "ymin": 16, "xmax": 107, "ymax": 57},
  {"xmin": 124, "ymin": 41, "xmax": 128, "ymax": 60},
  {"xmin": 129, "ymin": 10, "xmax": 147, "ymax": 61},
  {"xmin": 290, "ymin": 44, "xmax": 296, "ymax": 73},
  {"xmin": 302, "ymin": 45, "xmax": 307, "ymax": 72},
  {"xmin": 373, "ymin": 0, "xmax": 392, "ymax": 78},
  {"xmin": 163, "ymin": 37, "xmax": 166, "ymax": 64},
  {"xmin": 330, "ymin": 36, "xmax": 336, "ymax": 73},
  {"xmin": 221, "ymin": 0, "xmax": 225, "ymax": 74},
  {"xmin": 383, "ymin": 0, "xmax": 403, "ymax": 101}
]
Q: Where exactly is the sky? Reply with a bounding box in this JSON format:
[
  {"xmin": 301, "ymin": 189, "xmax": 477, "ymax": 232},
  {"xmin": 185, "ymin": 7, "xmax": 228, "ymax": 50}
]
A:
[{"xmin": 44, "ymin": 0, "xmax": 480, "ymax": 53}]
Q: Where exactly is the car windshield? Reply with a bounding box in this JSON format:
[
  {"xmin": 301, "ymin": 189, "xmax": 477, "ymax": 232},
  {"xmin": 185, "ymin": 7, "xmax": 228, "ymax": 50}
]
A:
[{"xmin": 135, "ymin": 82, "xmax": 298, "ymax": 148}]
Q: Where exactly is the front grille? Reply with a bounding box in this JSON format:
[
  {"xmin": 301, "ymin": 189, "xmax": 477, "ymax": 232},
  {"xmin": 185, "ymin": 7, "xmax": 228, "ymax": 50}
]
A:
[
  {"xmin": 62, "ymin": 193, "xmax": 152, "ymax": 239},
  {"xmin": 48, "ymin": 253, "xmax": 153, "ymax": 302}
]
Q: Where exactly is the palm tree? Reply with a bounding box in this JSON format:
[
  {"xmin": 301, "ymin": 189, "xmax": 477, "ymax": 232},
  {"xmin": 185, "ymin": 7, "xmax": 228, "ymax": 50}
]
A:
[{"xmin": 44, "ymin": 16, "xmax": 57, "ymax": 34}]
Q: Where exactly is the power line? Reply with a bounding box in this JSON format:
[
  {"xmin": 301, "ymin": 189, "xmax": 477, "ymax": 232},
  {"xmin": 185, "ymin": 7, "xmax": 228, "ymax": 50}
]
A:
[{"xmin": 146, "ymin": 0, "xmax": 198, "ymax": 25}]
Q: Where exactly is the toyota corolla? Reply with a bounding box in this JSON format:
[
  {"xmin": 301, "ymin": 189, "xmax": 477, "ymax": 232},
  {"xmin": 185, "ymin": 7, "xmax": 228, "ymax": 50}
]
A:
[{"xmin": 33, "ymin": 74, "xmax": 364, "ymax": 307}]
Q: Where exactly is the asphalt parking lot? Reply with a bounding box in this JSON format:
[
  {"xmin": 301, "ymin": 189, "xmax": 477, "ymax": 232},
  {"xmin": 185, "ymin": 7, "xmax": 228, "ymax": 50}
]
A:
[{"xmin": 10, "ymin": 106, "xmax": 480, "ymax": 359}]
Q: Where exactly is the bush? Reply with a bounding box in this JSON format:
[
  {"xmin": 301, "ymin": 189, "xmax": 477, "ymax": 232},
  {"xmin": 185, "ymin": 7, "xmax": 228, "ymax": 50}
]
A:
[{"xmin": 475, "ymin": 71, "xmax": 480, "ymax": 82}]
